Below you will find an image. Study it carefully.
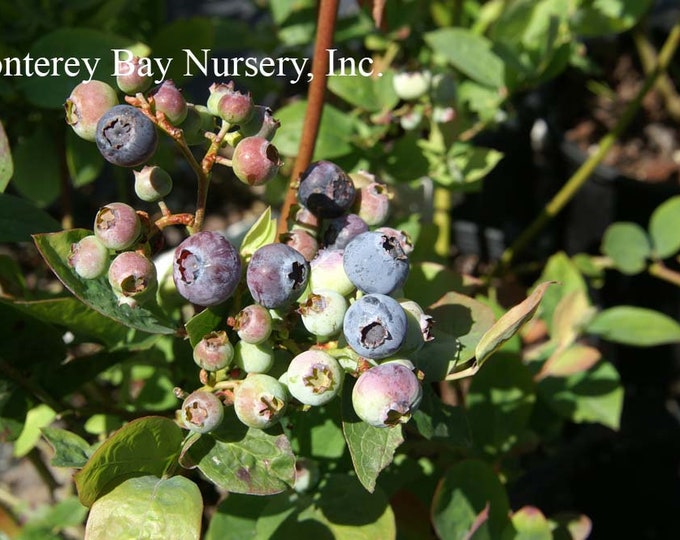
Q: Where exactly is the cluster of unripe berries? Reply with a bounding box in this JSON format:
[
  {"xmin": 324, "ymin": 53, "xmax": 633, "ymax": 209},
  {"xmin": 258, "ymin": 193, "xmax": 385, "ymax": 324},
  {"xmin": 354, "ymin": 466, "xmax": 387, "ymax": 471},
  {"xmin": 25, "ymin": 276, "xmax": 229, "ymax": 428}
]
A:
[
  {"xmin": 66, "ymin": 58, "xmax": 284, "ymax": 306},
  {"xmin": 176, "ymin": 160, "xmax": 432, "ymax": 433},
  {"xmin": 63, "ymin": 65, "xmax": 432, "ymax": 432}
]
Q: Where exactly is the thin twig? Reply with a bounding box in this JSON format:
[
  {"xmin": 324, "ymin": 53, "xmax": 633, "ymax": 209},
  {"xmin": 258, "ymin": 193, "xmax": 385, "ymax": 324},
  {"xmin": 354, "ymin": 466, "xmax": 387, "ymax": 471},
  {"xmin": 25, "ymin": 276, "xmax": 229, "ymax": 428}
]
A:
[{"xmin": 277, "ymin": 0, "xmax": 339, "ymax": 237}]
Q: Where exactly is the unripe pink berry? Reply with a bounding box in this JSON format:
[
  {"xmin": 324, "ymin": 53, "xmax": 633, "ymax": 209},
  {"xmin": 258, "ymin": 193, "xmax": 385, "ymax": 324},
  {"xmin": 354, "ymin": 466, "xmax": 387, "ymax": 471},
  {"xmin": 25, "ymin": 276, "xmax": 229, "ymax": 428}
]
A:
[
  {"xmin": 150, "ymin": 80, "xmax": 187, "ymax": 125},
  {"xmin": 69, "ymin": 235, "xmax": 109, "ymax": 279},
  {"xmin": 65, "ymin": 81, "xmax": 119, "ymax": 142},
  {"xmin": 232, "ymin": 136, "xmax": 282, "ymax": 186},
  {"xmin": 116, "ymin": 56, "xmax": 153, "ymax": 94},
  {"xmin": 94, "ymin": 202, "xmax": 142, "ymax": 251}
]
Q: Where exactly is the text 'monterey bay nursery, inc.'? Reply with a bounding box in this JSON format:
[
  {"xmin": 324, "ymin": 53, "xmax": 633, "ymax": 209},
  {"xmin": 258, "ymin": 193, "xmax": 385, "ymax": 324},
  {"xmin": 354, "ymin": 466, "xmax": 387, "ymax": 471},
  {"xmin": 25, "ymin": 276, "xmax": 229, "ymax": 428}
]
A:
[{"xmin": 0, "ymin": 48, "xmax": 382, "ymax": 85}]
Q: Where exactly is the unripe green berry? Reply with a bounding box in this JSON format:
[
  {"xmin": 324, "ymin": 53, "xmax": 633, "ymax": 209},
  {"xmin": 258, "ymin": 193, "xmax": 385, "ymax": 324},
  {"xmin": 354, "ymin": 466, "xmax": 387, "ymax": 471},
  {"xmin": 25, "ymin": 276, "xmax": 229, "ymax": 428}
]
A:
[
  {"xmin": 234, "ymin": 339, "xmax": 275, "ymax": 374},
  {"xmin": 286, "ymin": 350, "xmax": 343, "ymax": 406},
  {"xmin": 298, "ymin": 289, "xmax": 347, "ymax": 339},
  {"xmin": 69, "ymin": 235, "xmax": 109, "ymax": 279},
  {"xmin": 134, "ymin": 165, "xmax": 173, "ymax": 202}
]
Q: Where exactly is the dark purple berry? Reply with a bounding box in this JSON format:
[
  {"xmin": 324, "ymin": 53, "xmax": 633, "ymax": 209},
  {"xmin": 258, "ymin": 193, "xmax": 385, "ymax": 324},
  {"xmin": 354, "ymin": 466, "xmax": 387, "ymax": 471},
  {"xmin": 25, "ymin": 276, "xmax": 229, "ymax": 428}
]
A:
[
  {"xmin": 69, "ymin": 235, "xmax": 109, "ymax": 279},
  {"xmin": 149, "ymin": 80, "xmax": 187, "ymax": 125},
  {"xmin": 343, "ymin": 231, "xmax": 409, "ymax": 295},
  {"xmin": 297, "ymin": 161, "xmax": 356, "ymax": 218},
  {"xmin": 352, "ymin": 360, "xmax": 422, "ymax": 427},
  {"xmin": 246, "ymin": 243, "xmax": 309, "ymax": 309},
  {"xmin": 180, "ymin": 390, "xmax": 224, "ymax": 434},
  {"xmin": 95, "ymin": 104, "xmax": 158, "ymax": 167},
  {"xmin": 343, "ymin": 293, "xmax": 407, "ymax": 359},
  {"xmin": 94, "ymin": 202, "xmax": 141, "ymax": 250},
  {"xmin": 232, "ymin": 136, "xmax": 282, "ymax": 186},
  {"xmin": 65, "ymin": 80, "xmax": 118, "ymax": 142},
  {"xmin": 173, "ymin": 231, "xmax": 242, "ymax": 307},
  {"xmin": 322, "ymin": 214, "xmax": 368, "ymax": 250}
]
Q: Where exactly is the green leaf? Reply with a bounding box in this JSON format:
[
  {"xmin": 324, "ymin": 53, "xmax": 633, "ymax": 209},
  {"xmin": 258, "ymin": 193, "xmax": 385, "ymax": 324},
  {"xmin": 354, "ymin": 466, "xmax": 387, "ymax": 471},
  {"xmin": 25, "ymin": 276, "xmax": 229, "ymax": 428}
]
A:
[
  {"xmin": 0, "ymin": 193, "xmax": 60, "ymax": 242},
  {"xmin": 288, "ymin": 400, "xmax": 346, "ymax": 459},
  {"xmin": 538, "ymin": 360, "xmax": 623, "ymax": 430},
  {"xmin": 12, "ymin": 297, "xmax": 129, "ymax": 348},
  {"xmin": 423, "ymin": 292, "xmax": 496, "ymax": 378},
  {"xmin": 383, "ymin": 132, "xmax": 430, "ymax": 182},
  {"xmin": 65, "ymin": 128, "xmax": 104, "ymax": 188},
  {"xmin": 572, "ymin": 0, "xmax": 653, "ymax": 37},
  {"xmin": 601, "ymin": 222, "xmax": 651, "ymax": 275},
  {"xmin": 340, "ymin": 379, "xmax": 404, "ymax": 493},
  {"xmin": 503, "ymin": 506, "xmax": 552, "ymax": 540},
  {"xmin": 538, "ymin": 344, "xmax": 601, "ymax": 380},
  {"xmin": 0, "ymin": 379, "xmax": 29, "ymax": 443},
  {"xmin": 206, "ymin": 493, "xmax": 272, "ymax": 540},
  {"xmin": 13, "ymin": 404, "xmax": 56, "ymax": 458},
  {"xmin": 182, "ymin": 416, "xmax": 296, "ymax": 495},
  {"xmin": 150, "ymin": 18, "xmax": 215, "ymax": 84},
  {"xmin": 84, "ymin": 475, "xmax": 202, "ymax": 540},
  {"xmin": 425, "ymin": 28, "xmax": 505, "ymax": 88},
  {"xmin": 42, "ymin": 427, "xmax": 94, "ymax": 468},
  {"xmin": 10, "ymin": 126, "xmax": 60, "ymax": 207},
  {"xmin": 255, "ymin": 475, "xmax": 396, "ymax": 539},
  {"xmin": 19, "ymin": 28, "xmax": 140, "ymax": 108},
  {"xmin": 403, "ymin": 261, "xmax": 472, "ymax": 308},
  {"xmin": 536, "ymin": 252, "xmax": 588, "ymax": 331},
  {"xmin": 441, "ymin": 143, "xmax": 504, "ymax": 186},
  {"xmin": 0, "ymin": 121, "xmax": 12, "ymax": 192},
  {"xmin": 239, "ymin": 206, "xmax": 276, "ymax": 261},
  {"xmin": 185, "ymin": 305, "xmax": 229, "ymax": 348},
  {"xmin": 327, "ymin": 70, "xmax": 399, "ymax": 112},
  {"xmin": 587, "ymin": 306, "xmax": 680, "ymax": 346},
  {"xmin": 648, "ymin": 195, "xmax": 680, "ymax": 258},
  {"xmin": 467, "ymin": 354, "xmax": 536, "ymax": 458},
  {"xmin": 411, "ymin": 384, "xmax": 472, "ymax": 446},
  {"xmin": 274, "ymin": 101, "xmax": 356, "ymax": 159},
  {"xmin": 33, "ymin": 229, "xmax": 177, "ymax": 335},
  {"xmin": 74, "ymin": 416, "xmax": 184, "ymax": 507},
  {"xmin": 475, "ymin": 281, "xmax": 555, "ymax": 367},
  {"xmin": 550, "ymin": 512, "xmax": 593, "ymax": 540},
  {"xmin": 431, "ymin": 459, "xmax": 511, "ymax": 539},
  {"xmin": 19, "ymin": 496, "xmax": 88, "ymax": 538}
]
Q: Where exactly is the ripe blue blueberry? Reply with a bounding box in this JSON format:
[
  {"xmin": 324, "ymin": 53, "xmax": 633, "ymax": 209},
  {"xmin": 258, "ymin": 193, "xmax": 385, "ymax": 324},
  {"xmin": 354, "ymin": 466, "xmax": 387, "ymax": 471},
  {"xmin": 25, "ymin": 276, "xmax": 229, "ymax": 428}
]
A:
[
  {"xmin": 343, "ymin": 231, "xmax": 409, "ymax": 294},
  {"xmin": 95, "ymin": 104, "xmax": 158, "ymax": 167},
  {"xmin": 352, "ymin": 360, "xmax": 422, "ymax": 428},
  {"xmin": 173, "ymin": 231, "xmax": 242, "ymax": 307},
  {"xmin": 246, "ymin": 243, "xmax": 309, "ymax": 309},
  {"xmin": 343, "ymin": 293, "xmax": 407, "ymax": 359},
  {"xmin": 286, "ymin": 350, "xmax": 343, "ymax": 406},
  {"xmin": 297, "ymin": 161, "xmax": 356, "ymax": 218}
]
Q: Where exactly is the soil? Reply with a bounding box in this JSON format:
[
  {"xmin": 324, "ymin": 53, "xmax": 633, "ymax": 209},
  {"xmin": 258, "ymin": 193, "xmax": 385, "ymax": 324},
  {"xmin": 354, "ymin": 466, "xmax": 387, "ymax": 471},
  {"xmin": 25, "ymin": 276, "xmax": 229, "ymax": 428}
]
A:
[{"xmin": 560, "ymin": 50, "xmax": 680, "ymax": 183}]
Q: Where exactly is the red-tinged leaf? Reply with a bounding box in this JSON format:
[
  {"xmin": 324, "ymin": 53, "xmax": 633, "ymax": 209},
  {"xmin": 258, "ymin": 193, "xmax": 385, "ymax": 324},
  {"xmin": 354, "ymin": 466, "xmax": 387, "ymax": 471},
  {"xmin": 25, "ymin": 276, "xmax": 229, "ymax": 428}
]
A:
[
  {"xmin": 537, "ymin": 344, "xmax": 601, "ymax": 380},
  {"xmin": 503, "ymin": 506, "xmax": 552, "ymax": 540},
  {"xmin": 475, "ymin": 281, "xmax": 556, "ymax": 367}
]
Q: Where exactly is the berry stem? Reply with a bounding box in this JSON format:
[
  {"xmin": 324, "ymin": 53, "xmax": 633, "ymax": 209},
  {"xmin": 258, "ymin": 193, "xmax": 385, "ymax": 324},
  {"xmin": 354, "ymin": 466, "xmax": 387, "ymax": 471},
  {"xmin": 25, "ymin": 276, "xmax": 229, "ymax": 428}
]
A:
[{"xmin": 277, "ymin": 0, "xmax": 339, "ymax": 237}]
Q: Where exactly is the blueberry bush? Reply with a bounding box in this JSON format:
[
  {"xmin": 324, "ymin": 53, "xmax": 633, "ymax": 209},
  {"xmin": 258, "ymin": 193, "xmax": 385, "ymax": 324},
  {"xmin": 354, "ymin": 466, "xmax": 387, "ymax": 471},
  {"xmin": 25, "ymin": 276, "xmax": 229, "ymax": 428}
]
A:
[{"xmin": 2, "ymin": 1, "xmax": 680, "ymax": 538}]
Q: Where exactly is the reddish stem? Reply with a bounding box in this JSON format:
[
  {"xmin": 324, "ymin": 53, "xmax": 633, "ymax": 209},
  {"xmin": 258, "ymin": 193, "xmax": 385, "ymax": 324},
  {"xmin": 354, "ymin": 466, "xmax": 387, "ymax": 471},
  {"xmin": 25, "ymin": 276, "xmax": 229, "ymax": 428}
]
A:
[{"xmin": 277, "ymin": 0, "xmax": 339, "ymax": 237}]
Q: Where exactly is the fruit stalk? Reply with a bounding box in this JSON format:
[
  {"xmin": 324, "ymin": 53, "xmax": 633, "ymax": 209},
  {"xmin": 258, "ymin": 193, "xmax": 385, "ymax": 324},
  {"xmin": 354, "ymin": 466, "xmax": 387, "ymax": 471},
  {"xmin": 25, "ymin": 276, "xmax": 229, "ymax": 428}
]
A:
[{"xmin": 277, "ymin": 0, "xmax": 339, "ymax": 237}]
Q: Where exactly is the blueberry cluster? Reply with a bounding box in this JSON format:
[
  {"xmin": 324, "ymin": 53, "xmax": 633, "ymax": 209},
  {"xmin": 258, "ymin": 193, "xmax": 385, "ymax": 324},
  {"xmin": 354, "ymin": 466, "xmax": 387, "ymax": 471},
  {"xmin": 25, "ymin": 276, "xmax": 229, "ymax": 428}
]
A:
[
  {"xmin": 64, "ymin": 69, "xmax": 431, "ymax": 434},
  {"xmin": 65, "ymin": 61, "xmax": 284, "ymax": 309}
]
